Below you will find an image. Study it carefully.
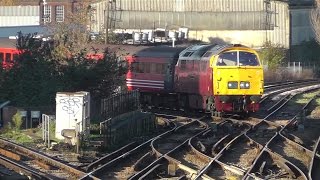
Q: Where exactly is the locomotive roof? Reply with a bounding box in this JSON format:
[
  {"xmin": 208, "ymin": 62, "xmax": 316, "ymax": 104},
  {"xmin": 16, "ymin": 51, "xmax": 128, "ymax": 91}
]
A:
[
  {"xmin": 178, "ymin": 43, "xmax": 251, "ymax": 61},
  {"xmin": 91, "ymin": 44, "xmax": 186, "ymax": 58}
]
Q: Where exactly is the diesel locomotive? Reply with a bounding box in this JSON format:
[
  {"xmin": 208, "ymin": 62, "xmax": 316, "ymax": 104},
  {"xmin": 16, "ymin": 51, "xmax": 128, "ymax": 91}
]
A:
[{"xmin": 126, "ymin": 43, "xmax": 264, "ymax": 116}]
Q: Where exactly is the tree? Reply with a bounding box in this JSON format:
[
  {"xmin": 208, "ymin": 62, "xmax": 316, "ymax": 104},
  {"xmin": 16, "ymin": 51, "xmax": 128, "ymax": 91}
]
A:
[
  {"xmin": 0, "ymin": 33, "xmax": 59, "ymax": 106},
  {"xmin": 259, "ymin": 41, "xmax": 287, "ymax": 70},
  {"xmin": 0, "ymin": 32, "xmax": 128, "ymax": 107},
  {"xmin": 46, "ymin": 2, "xmax": 94, "ymax": 61},
  {"xmin": 311, "ymin": 0, "xmax": 320, "ymax": 44},
  {"xmin": 12, "ymin": 111, "xmax": 22, "ymax": 131},
  {"xmin": 0, "ymin": 0, "xmax": 16, "ymax": 6}
]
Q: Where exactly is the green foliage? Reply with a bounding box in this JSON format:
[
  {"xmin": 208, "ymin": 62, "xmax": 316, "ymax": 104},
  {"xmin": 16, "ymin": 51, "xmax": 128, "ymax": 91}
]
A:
[
  {"xmin": 12, "ymin": 111, "xmax": 23, "ymax": 131},
  {"xmin": 258, "ymin": 41, "xmax": 287, "ymax": 70},
  {"xmin": 0, "ymin": 131, "xmax": 33, "ymax": 144},
  {"xmin": 49, "ymin": 119, "xmax": 56, "ymax": 139},
  {"xmin": 0, "ymin": 32, "xmax": 128, "ymax": 107}
]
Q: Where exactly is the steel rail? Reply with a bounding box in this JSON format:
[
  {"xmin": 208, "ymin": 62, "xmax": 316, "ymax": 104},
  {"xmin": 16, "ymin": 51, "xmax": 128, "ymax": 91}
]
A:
[
  {"xmin": 0, "ymin": 154, "xmax": 53, "ymax": 180},
  {"xmin": 195, "ymin": 87, "xmax": 318, "ymax": 180},
  {"xmin": 129, "ymin": 120, "xmax": 209, "ymax": 179},
  {"xmin": 309, "ymin": 137, "xmax": 320, "ymax": 180},
  {"xmin": 0, "ymin": 137, "xmax": 86, "ymax": 178},
  {"xmin": 79, "ymin": 117, "xmax": 179, "ymax": 179},
  {"xmin": 241, "ymin": 90, "xmax": 320, "ymax": 179},
  {"xmin": 85, "ymin": 141, "xmax": 138, "ymax": 172}
]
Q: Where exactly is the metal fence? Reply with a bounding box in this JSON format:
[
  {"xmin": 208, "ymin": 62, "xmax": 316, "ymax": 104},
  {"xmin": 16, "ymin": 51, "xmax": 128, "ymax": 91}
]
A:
[
  {"xmin": 264, "ymin": 61, "xmax": 319, "ymax": 81},
  {"xmin": 100, "ymin": 90, "xmax": 140, "ymax": 120},
  {"xmin": 100, "ymin": 111, "xmax": 156, "ymax": 149}
]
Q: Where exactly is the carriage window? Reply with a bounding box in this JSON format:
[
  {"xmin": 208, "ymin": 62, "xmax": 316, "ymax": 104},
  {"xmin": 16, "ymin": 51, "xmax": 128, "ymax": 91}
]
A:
[
  {"xmin": 0, "ymin": 53, "xmax": 3, "ymax": 63},
  {"xmin": 144, "ymin": 62, "xmax": 151, "ymax": 73},
  {"xmin": 5, "ymin": 53, "xmax": 11, "ymax": 62},
  {"xmin": 131, "ymin": 62, "xmax": 139, "ymax": 72},
  {"xmin": 155, "ymin": 63, "xmax": 164, "ymax": 74},
  {"xmin": 180, "ymin": 60, "xmax": 186, "ymax": 70},
  {"xmin": 239, "ymin": 51, "xmax": 259, "ymax": 66},
  {"xmin": 138, "ymin": 62, "xmax": 145, "ymax": 73},
  {"xmin": 216, "ymin": 51, "xmax": 237, "ymax": 66}
]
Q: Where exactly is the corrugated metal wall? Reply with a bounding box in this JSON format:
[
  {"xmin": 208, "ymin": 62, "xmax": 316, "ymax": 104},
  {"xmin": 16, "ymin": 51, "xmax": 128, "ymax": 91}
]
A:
[
  {"xmin": 119, "ymin": 0, "xmax": 265, "ymax": 12},
  {"xmin": 0, "ymin": 6, "xmax": 40, "ymax": 27},
  {"xmin": 90, "ymin": 0, "xmax": 310, "ymax": 48},
  {"xmin": 113, "ymin": 11, "xmax": 268, "ymax": 30},
  {"xmin": 91, "ymin": 0, "xmax": 269, "ymax": 32},
  {"xmin": 266, "ymin": 1, "xmax": 289, "ymax": 48}
]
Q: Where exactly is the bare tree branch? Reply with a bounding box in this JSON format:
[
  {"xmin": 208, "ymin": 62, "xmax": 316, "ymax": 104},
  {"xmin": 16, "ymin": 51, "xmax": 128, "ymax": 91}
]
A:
[
  {"xmin": 0, "ymin": 0, "xmax": 16, "ymax": 6},
  {"xmin": 311, "ymin": 0, "xmax": 320, "ymax": 44},
  {"xmin": 46, "ymin": 2, "xmax": 93, "ymax": 61}
]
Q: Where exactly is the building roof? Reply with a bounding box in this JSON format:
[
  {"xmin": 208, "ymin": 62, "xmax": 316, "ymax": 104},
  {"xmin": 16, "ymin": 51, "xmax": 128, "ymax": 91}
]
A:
[{"xmin": 0, "ymin": 26, "xmax": 47, "ymax": 38}]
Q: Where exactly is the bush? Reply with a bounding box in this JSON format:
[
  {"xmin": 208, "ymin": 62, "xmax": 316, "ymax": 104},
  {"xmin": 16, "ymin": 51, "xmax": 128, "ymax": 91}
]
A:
[
  {"xmin": 259, "ymin": 41, "xmax": 287, "ymax": 70},
  {"xmin": 12, "ymin": 111, "xmax": 23, "ymax": 131},
  {"xmin": 264, "ymin": 68, "xmax": 315, "ymax": 82}
]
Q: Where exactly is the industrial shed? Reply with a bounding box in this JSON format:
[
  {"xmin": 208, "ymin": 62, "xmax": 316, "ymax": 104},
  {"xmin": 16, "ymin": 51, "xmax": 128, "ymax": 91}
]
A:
[
  {"xmin": 0, "ymin": 6, "xmax": 40, "ymax": 27},
  {"xmin": 90, "ymin": 0, "xmax": 315, "ymax": 48}
]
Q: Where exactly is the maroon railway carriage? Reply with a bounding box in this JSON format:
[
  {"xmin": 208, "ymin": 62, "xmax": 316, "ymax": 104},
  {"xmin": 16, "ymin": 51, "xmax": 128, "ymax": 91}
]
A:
[
  {"xmin": 0, "ymin": 38, "xmax": 20, "ymax": 69},
  {"xmin": 125, "ymin": 45, "xmax": 186, "ymax": 108}
]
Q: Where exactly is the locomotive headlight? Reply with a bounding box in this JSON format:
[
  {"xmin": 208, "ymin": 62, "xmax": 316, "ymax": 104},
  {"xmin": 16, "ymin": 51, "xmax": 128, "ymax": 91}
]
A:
[
  {"xmin": 240, "ymin": 81, "xmax": 250, "ymax": 89},
  {"xmin": 227, "ymin": 81, "xmax": 238, "ymax": 89}
]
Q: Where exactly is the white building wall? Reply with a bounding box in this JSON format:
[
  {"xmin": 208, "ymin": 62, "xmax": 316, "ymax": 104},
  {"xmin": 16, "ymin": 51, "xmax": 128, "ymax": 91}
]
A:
[{"xmin": 0, "ymin": 6, "xmax": 40, "ymax": 27}]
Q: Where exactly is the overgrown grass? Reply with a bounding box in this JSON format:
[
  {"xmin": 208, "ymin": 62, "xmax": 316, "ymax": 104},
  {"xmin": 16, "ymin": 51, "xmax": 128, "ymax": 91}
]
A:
[
  {"xmin": 294, "ymin": 90, "xmax": 320, "ymax": 104},
  {"xmin": 264, "ymin": 68, "xmax": 315, "ymax": 83},
  {"xmin": 0, "ymin": 130, "xmax": 33, "ymax": 144}
]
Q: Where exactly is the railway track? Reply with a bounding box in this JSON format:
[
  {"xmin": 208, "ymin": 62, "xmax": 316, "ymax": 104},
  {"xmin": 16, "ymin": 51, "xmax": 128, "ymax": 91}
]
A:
[
  {"xmin": 76, "ymin": 84, "xmax": 320, "ymax": 180},
  {"xmin": 0, "ymin": 137, "xmax": 86, "ymax": 179},
  {"xmin": 2, "ymin": 81, "xmax": 320, "ymax": 179}
]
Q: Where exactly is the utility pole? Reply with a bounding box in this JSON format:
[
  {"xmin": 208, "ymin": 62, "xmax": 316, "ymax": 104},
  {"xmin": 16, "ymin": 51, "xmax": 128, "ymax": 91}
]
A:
[{"xmin": 105, "ymin": 0, "xmax": 110, "ymax": 44}]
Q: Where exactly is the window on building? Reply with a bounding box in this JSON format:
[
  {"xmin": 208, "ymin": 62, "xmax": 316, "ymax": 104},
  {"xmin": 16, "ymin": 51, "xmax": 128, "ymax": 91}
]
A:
[
  {"xmin": 44, "ymin": 5, "xmax": 52, "ymax": 23},
  {"xmin": 56, "ymin": 5, "xmax": 65, "ymax": 22}
]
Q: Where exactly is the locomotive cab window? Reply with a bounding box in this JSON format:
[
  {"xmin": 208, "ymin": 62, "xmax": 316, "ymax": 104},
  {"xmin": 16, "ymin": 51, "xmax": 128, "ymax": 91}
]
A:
[
  {"xmin": 216, "ymin": 51, "xmax": 260, "ymax": 67},
  {"xmin": 216, "ymin": 51, "xmax": 237, "ymax": 66},
  {"xmin": 239, "ymin": 51, "xmax": 259, "ymax": 66}
]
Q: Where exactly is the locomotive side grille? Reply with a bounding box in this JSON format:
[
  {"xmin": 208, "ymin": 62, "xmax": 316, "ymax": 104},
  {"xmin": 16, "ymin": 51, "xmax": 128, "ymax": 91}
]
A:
[{"xmin": 126, "ymin": 78, "xmax": 164, "ymax": 89}]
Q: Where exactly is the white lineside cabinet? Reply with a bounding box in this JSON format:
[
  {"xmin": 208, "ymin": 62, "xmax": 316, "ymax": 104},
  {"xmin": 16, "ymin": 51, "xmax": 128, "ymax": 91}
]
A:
[{"xmin": 55, "ymin": 92, "xmax": 90, "ymax": 140}]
